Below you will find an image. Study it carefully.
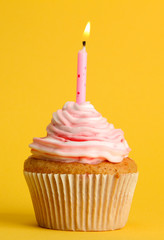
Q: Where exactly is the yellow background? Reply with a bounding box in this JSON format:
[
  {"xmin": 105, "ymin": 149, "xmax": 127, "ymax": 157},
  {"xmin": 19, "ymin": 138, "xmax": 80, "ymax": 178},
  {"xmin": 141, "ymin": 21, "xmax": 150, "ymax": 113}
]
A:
[{"xmin": 0, "ymin": 0, "xmax": 164, "ymax": 239}]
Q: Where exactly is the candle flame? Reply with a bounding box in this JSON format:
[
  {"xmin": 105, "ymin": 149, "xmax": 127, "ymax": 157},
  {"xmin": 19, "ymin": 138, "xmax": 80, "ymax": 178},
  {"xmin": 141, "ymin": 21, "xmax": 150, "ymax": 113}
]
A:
[{"xmin": 83, "ymin": 21, "xmax": 90, "ymax": 38}]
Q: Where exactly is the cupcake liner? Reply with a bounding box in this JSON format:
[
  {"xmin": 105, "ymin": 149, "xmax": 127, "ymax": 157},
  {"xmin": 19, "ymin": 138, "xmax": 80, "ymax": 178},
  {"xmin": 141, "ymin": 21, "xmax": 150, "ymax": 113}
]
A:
[{"xmin": 24, "ymin": 171, "xmax": 138, "ymax": 231}]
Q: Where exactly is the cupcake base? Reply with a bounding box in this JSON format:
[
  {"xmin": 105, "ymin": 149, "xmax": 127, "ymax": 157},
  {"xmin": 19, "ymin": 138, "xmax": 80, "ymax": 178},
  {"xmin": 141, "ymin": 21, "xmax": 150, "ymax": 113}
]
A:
[{"xmin": 24, "ymin": 172, "xmax": 138, "ymax": 231}]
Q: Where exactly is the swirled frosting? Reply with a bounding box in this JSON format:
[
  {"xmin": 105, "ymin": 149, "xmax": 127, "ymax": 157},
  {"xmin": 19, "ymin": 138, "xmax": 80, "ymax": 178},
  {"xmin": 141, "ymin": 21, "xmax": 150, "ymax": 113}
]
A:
[{"xmin": 30, "ymin": 101, "xmax": 131, "ymax": 164}]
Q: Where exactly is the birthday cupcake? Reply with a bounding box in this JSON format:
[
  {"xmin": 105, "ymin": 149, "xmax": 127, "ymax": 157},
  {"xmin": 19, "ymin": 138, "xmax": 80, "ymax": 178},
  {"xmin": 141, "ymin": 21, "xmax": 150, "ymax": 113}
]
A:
[{"xmin": 24, "ymin": 101, "xmax": 138, "ymax": 231}]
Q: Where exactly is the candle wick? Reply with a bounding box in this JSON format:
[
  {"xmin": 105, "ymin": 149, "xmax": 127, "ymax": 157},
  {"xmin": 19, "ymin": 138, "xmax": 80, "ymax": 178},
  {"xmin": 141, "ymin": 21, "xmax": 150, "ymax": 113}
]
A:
[{"xmin": 82, "ymin": 41, "xmax": 86, "ymax": 47}]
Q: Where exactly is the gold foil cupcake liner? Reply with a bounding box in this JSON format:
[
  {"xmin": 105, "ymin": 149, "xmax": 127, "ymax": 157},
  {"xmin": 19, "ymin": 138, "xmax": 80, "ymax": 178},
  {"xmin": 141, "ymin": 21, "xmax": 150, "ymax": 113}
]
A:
[{"xmin": 24, "ymin": 172, "xmax": 138, "ymax": 231}]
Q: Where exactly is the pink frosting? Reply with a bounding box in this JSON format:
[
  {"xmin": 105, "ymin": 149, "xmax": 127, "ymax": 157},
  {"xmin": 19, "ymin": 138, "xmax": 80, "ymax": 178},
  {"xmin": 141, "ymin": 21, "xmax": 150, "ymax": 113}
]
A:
[{"xmin": 30, "ymin": 101, "xmax": 131, "ymax": 164}]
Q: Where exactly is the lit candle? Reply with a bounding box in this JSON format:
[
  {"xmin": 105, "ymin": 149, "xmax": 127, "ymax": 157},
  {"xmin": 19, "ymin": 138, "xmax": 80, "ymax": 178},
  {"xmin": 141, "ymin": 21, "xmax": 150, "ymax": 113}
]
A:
[{"xmin": 76, "ymin": 22, "xmax": 90, "ymax": 104}]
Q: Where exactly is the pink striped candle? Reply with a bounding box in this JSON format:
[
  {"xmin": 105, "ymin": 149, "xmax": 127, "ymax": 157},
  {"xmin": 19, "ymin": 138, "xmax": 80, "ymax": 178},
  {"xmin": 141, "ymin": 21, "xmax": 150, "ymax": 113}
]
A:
[{"xmin": 76, "ymin": 41, "xmax": 87, "ymax": 104}]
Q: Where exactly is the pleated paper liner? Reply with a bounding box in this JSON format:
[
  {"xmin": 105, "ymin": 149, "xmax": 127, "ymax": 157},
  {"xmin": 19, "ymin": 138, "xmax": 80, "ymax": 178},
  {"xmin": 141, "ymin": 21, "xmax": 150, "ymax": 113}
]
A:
[{"xmin": 24, "ymin": 172, "xmax": 138, "ymax": 231}]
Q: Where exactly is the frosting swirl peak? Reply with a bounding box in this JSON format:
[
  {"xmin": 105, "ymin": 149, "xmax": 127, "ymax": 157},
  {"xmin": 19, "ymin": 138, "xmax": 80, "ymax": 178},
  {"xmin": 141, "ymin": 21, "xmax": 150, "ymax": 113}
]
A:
[{"xmin": 30, "ymin": 101, "xmax": 131, "ymax": 164}]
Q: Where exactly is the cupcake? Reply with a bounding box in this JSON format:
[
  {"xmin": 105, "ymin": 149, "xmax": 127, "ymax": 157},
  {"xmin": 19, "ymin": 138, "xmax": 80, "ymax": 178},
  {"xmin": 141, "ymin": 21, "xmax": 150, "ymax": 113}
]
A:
[{"xmin": 24, "ymin": 101, "xmax": 138, "ymax": 231}]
